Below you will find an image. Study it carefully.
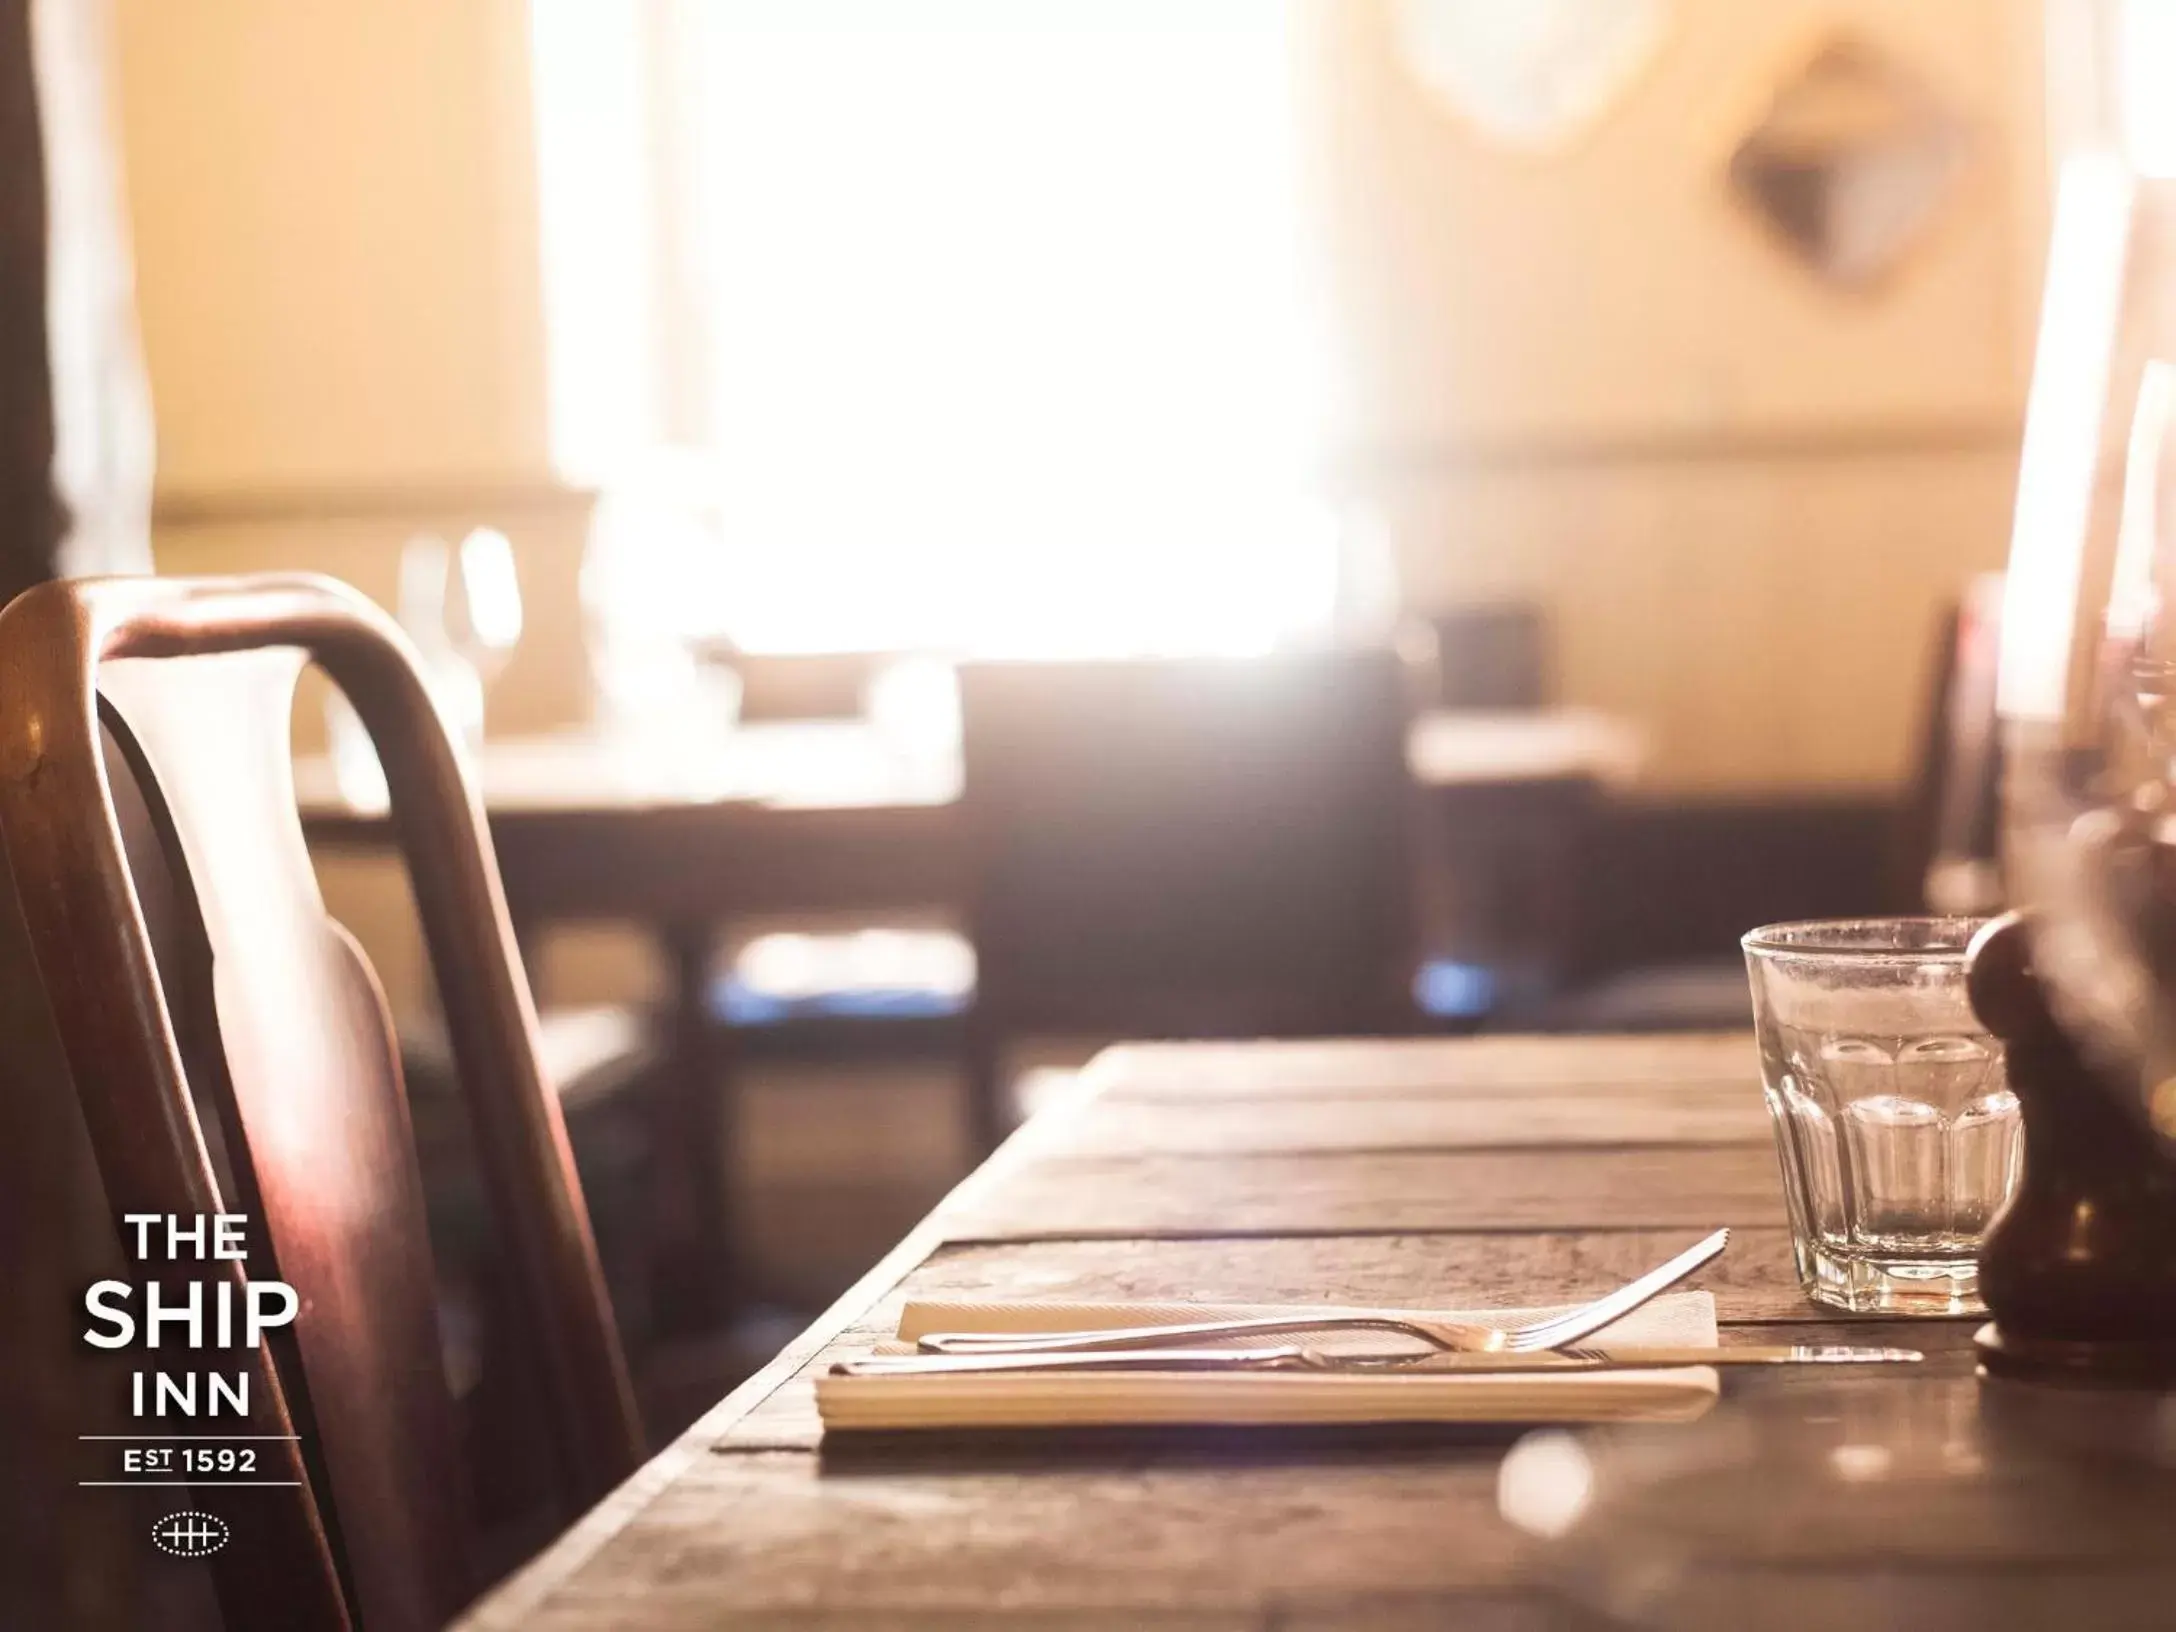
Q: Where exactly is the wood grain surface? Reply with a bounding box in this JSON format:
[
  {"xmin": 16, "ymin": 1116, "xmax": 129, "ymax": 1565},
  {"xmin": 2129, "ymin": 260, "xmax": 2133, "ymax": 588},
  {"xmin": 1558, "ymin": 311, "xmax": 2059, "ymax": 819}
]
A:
[
  {"xmin": 1090, "ymin": 1034, "xmax": 1757, "ymax": 1102},
  {"xmin": 1063, "ymin": 1084, "xmax": 1770, "ymax": 1157},
  {"xmin": 456, "ymin": 1033, "xmax": 2089, "ymax": 1632},
  {"xmin": 940, "ymin": 1145, "xmax": 1791, "ymax": 1240}
]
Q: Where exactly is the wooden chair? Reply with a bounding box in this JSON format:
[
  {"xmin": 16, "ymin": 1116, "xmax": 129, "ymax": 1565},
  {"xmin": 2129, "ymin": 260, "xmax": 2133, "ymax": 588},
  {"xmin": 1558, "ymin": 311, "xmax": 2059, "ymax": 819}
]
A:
[
  {"xmin": 694, "ymin": 646, "xmax": 885, "ymax": 722},
  {"xmin": 0, "ymin": 575, "xmax": 643, "ymax": 1632},
  {"xmin": 1493, "ymin": 587, "xmax": 2002, "ymax": 1034},
  {"xmin": 957, "ymin": 649, "xmax": 1419, "ymax": 1150},
  {"xmin": 1425, "ymin": 604, "xmax": 1551, "ymax": 708},
  {"xmin": 1897, "ymin": 574, "xmax": 2005, "ymax": 915}
]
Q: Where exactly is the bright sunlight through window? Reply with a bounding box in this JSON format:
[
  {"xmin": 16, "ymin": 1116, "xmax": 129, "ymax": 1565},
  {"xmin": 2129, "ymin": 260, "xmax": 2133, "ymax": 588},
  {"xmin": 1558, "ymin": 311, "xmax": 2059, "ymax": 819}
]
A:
[{"xmin": 529, "ymin": 0, "xmax": 1338, "ymax": 659}]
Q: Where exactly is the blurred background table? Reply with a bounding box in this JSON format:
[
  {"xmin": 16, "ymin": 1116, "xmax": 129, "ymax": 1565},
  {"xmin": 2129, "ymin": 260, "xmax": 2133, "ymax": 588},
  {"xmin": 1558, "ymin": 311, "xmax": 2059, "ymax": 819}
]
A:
[
  {"xmin": 297, "ymin": 703, "xmax": 1644, "ymax": 1338},
  {"xmin": 294, "ymin": 703, "xmax": 1646, "ymax": 984},
  {"xmin": 295, "ymin": 702, "xmax": 1645, "ymax": 1043}
]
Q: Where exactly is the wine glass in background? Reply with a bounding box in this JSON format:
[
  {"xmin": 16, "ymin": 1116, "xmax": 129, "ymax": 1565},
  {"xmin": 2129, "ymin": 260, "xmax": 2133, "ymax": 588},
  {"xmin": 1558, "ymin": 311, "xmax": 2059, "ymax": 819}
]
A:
[
  {"xmin": 447, "ymin": 526, "xmax": 526, "ymax": 738},
  {"xmin": 320, "ymin": 531, "xmax": 457, "ymax": 811},
  {"xmin": 321, "ymin": 527, "xmax": 525, "ymax": 810},
  {"xmin": 397, "ymin": 527, "xmax": 525, "ymax": 751},
  {"xmin": 392, "ymin": 531, "xmax": 477, "ymax": 749}
]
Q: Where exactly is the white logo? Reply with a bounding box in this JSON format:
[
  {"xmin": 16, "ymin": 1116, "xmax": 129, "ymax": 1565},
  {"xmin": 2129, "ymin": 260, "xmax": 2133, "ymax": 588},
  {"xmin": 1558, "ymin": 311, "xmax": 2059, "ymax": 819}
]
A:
[{"xmin": 152, "ymin": 1511, "xmax": 230, "ymax": 1558}]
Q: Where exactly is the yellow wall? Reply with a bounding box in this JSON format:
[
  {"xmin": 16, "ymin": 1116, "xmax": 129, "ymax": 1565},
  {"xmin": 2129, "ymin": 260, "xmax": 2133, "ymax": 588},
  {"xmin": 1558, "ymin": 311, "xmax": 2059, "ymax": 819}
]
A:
[
  {"xmin": 115, "ymin": 0, "xmax": 548, "ymax": 494},
  {"xmin": 111, "ymin": 0, "xmax": 586, "ymax": 1013},
  {"xmin": 110, "ymin": 0, "xmax": 2049, "ymax": 796}
]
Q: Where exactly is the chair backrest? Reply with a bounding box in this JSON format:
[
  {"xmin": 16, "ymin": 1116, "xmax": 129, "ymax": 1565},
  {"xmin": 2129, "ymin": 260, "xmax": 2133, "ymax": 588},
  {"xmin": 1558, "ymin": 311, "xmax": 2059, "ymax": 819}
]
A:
[
  {"xmin": 0, "ymin": 575, "xmax": 641, "ymax": 1632},
  {"xmin": 1428, "ymin": 604, "xmax": 1550, "ymax": 709},
  {"xmin": 1898, "ymin": 574, "xmax": 2005, "ymax": 914},
  {"xmin": 958, "ymin": 649, "xmax": 1416, "ymax": 1039},
  {"xmin": 697, "ymin": 645, "xmax": 883, "ymax": 722}
]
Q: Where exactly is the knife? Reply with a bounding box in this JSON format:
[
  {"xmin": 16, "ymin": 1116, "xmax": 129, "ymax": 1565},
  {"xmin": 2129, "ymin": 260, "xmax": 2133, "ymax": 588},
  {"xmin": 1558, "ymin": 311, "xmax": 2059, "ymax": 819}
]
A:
[{"xmin": 832, "ymin": 1343, "xmax": 1924, "ymax": 1377}]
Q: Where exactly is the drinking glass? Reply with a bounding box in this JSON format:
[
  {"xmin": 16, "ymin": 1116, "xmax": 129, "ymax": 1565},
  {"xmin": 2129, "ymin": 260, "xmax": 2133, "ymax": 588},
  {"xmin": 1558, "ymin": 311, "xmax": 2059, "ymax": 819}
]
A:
[
  {"xmin": 321, "ymin": 528, "xmax": 526, "ymax": 807},
  {"xmin": 1743, "ymin": 917, "xmax": 2019, "ymax": 1314},
  {"xmin": 446, "ymin": 528, "xmax": 525, "ymax": 696}
]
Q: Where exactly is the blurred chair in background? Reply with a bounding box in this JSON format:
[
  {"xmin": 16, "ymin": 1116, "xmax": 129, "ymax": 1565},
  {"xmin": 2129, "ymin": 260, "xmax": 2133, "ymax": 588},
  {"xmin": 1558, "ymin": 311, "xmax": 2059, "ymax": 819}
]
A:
[
  {"xmin": 1426, "ymin": 603, "xmax": 1552, "ymax": 708},
  {"xmin": 704, "ymin": 649, "xmax": 1421, "ymax": 1165},
  {"xmin": 694, "ymin": 648, "xmax": 967, "ymax": 1131},
  {"xmin": 1507, "ymin": 582, "xmax": 2006, "ymax": 1033},
  {"xmin": 957, "ymin": 649, "xmax": 1419, "ymax": 1149},
  {"xmin": 710, "ymin": 919, "xmax": 972, "ymax": 1093},
  {"xmin": 1897, "ymin": 573, "xmax": 2006, "ymax": 916},
  {"xmin": 697, "ymin": 650, "xmax": 975, "ymax": 1294},
  {"xmin": 0, "ymin": 576, "xmax": 642, "ymax": 1631},
  {"xmin": 698, "ymin": 646, "xmax": 886, "ymax": 723},
  {"xmin": 1404, "ymin": 602, "xmax": 1597, "ymax": 1023}
]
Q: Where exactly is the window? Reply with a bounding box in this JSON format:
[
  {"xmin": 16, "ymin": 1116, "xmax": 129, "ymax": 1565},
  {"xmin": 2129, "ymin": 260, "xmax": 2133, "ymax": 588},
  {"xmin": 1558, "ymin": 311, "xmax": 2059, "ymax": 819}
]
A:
[{"xmin": 530, "ymin": 0, "xmax": 1339, "ymax": 658}]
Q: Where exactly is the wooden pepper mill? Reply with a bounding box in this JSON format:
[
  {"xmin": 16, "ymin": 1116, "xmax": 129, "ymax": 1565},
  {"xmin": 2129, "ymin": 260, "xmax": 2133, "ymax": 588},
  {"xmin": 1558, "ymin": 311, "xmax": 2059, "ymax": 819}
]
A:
[{"xmin": 1967, "ymin": 912, "xmax": 2176, "ymax": 1385}]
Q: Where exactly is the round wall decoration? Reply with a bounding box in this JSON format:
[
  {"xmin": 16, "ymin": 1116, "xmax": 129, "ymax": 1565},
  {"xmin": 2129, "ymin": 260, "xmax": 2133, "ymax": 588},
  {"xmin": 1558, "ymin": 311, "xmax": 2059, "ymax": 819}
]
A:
[{"xmin": 1386, "ymin": 0, "xmax": 1674, "ymax": 153}]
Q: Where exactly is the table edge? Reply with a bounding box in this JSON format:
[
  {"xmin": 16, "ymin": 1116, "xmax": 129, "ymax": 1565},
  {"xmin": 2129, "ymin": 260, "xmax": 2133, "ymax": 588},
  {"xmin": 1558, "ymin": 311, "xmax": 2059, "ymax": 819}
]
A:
[{"xmin": 450, "ymin": 1060, "xmax": 1114, "ymax": 1630}]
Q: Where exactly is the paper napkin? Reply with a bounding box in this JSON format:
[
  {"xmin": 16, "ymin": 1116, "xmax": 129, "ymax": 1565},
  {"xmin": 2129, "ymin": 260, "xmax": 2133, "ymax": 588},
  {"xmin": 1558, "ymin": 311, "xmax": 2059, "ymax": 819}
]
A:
[{"xmin": 815, "ymin": 1291, "xmax": 1720, "ymax": 1432}]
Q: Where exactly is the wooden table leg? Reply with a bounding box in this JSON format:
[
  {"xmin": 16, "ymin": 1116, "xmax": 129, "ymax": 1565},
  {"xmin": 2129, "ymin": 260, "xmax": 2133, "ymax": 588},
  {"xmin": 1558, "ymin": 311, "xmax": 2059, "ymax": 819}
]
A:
[{"xmin": 648, "ymin": 922, "xmax": 734, "ymax": 1335}]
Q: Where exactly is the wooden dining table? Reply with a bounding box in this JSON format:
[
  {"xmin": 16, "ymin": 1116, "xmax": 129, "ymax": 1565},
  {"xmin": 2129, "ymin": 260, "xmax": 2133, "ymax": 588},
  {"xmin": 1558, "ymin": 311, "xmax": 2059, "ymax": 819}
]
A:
[{"xmin": 448, "ymin": 1028, "xmax": 2095, "ymax": 1631}]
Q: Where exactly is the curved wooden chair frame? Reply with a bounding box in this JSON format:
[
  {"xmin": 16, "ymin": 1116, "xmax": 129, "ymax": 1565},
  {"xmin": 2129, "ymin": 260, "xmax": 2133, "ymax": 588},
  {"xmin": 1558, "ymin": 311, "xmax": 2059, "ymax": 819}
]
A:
[{"xmin": 0, "ymin": 574, "xmax": 640, "ymax": 1631}]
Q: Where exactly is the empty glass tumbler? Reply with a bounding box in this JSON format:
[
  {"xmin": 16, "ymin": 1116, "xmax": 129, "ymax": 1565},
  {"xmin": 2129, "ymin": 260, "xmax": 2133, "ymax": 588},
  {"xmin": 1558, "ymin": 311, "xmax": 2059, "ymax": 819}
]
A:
[{"xmin": 1742, "ymin": 918, "xmax": 2020, "ymax": 1314}]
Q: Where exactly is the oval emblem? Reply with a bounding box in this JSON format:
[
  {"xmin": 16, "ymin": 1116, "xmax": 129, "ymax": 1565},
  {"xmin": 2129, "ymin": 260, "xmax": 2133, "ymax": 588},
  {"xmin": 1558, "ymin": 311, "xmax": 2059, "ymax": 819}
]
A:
[{"xmin": 152, "ymin": 1511, "xmax": 230, "ymax": 1558}]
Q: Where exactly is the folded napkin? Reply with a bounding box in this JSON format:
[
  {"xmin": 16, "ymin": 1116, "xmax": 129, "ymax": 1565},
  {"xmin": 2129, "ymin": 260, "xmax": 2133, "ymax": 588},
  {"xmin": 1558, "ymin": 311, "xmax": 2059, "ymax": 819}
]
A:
[{"xmin": 815, "ymin": 1291, "xmax": 1719, "ymax": 1433}]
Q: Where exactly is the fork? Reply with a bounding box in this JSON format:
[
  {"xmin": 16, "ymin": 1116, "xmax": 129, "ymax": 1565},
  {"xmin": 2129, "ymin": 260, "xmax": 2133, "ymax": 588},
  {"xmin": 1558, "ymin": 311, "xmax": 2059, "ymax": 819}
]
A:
[
  {"xmin": 839, "ymin": 1336, "xmax": 1921, "ymax": 1377},
  {"xmin": 917, "ymin": 1227, "xmax": 1728, "ymax": 1357}
]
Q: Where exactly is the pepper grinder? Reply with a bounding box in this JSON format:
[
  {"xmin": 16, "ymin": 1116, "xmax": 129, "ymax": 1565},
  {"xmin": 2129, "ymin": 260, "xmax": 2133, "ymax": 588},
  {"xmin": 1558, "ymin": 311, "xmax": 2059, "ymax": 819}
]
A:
[{"xmin": 1967, "ymin": 912, "xmax": 2176, "ymax": 1385}]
